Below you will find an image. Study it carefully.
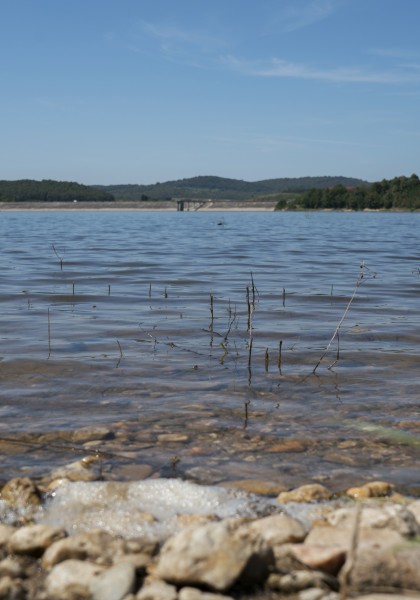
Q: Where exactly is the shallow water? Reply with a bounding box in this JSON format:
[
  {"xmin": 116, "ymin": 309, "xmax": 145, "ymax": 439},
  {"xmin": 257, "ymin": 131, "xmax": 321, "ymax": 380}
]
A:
[{"xmin": 0, "ymin": 211, "xmax": 419, "ymax": 493}]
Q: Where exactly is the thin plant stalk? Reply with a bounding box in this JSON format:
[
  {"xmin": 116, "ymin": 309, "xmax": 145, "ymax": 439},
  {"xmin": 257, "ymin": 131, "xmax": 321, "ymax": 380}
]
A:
[
  {"xmin": 313, "ymin": 262, "xmax": 372, "ymax": 373},
  {"xmin": 116, "ymin": 339, "xmax": 124, "ymax": 367},
  {"xmin": 277, "ymin": 340, "xmax": 283, "ymax": 371},
  {"xmin": 247, "ymin": 337, "xmax": 253, "ymax": 385},
  {"xmin": 209, "ymin": 291, "xmax": 214, "ymax": 331},
  {"xmin": 52, "ymin": 244, "xmax": 64, "ymax": 271},
  {"xmin": 47, "ymin": 308, "xmax": 52, "ymax": 358}
]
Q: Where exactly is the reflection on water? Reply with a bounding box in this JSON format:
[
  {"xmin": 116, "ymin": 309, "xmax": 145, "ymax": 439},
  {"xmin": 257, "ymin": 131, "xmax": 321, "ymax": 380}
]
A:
[{"xmin": 0, "ymin": 211, "xmax": 419, "ymax": 493}]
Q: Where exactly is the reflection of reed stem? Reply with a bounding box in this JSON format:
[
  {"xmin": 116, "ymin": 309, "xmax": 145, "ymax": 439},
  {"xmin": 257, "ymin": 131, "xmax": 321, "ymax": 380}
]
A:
[
  {"xmin": 209, "ymin": 291, "xmax": 214, "ymax": 331},
  {"xmin": 278, "ymin": 340, "xmax": 283, "ymax": 371},
  {"xmin": 47, "ymin": 308, "xmax": 51, "ymax": 358},
  {"xmin": 265, "ymin": 348, "xmax": 269, "ymax": 372},
  {"xmin": 247, "ymin": 337, "xmax": 253, "ymax": 385},
  {"xmin": 246, "ymin": 286, "xmax": 252, "ymax": 333}
]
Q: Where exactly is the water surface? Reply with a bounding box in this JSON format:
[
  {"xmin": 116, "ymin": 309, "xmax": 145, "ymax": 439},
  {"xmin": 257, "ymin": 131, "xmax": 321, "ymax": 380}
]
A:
[{"xmin": 0, "ymin": 211, "xmax": 419, "ymax": 493}]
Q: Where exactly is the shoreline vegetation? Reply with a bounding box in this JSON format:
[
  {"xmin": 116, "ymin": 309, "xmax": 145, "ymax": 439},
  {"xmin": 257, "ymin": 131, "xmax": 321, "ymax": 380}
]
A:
[{"xmin": 0, "ymin": 173, "xmax": 419, "ymax": 211}]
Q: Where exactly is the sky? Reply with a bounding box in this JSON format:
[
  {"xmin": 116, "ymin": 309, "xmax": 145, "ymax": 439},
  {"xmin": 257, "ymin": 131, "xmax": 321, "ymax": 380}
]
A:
[{"xmin": 1, "ymin": 0, "xmax": 420, "ymax": 185}]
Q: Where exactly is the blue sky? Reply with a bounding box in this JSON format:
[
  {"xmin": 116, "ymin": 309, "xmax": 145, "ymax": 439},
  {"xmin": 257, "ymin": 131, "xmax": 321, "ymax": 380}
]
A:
[{"xmin": 1, "ymin": 0, "xmax": 420, "ymax": 184}]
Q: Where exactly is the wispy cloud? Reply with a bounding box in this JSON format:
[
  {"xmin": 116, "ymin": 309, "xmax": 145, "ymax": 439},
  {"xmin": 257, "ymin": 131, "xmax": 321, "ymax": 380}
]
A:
[
  {"xmin": 274, "ymin": 0, "xmax": 342, "ymax": 33},
  {"xmin": 367, "ymin": 47, "xmax": 418, "ymax": 60},
  {"xmin": 208, "ymin": 133, "xmax": 385, "ymax": 151},
  {"xmin": 138, "ymin": 21, "xmax": 227, "ymax": 65},
  {"xmin": 223, "ymin": 55, "xmax": 420, "ymax": 84}
]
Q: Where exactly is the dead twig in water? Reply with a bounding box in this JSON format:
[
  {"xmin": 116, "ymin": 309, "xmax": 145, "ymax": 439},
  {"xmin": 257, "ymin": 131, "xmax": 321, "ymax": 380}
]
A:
[
  {"xmin": 52, "ymin": 244, "xmax": 64, "ymax": 271},
  {"xmin": 47, "ymin": 308, "xmax": 52, "ymax": 358},
  {"xmin": 312, "ymin": 261, "xmax": 375, "ymax": 373}
]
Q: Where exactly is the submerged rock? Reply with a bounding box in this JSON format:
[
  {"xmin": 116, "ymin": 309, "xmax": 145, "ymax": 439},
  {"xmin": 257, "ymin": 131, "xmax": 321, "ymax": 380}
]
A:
[{"xmin": 277, "ymin": 484, "xmax": 333, "ymax": 503}]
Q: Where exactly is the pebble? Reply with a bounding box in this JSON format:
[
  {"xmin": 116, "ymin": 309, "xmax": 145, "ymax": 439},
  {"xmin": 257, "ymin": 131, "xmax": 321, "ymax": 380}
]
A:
[
  {"xmin": 267, "ymin": 439, "xmax": 307, "ymax": 453},
  {"xmin": 278, "ymin": 483, "xmax": 333, "ymax": 503},
  {"xmin": 346, "ymin": 480, "xmax": 394, "ymax": 499},
  {"xmin": 158, "ymin": 433, "xmax": 190, "ymax": 443},
  {"xmin": 218, "ymin": 479, "xmax": 287, "ymax": 496},
  {"xmin": 0, "ymin": 477, "xmax": 41, "ymax": 508}
]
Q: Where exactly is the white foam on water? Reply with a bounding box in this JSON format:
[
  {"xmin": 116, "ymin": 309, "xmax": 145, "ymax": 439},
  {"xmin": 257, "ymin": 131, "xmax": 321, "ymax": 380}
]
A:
[{"xmin": 38, "ymin": 478, "xmax": 281, "ymax": 540}]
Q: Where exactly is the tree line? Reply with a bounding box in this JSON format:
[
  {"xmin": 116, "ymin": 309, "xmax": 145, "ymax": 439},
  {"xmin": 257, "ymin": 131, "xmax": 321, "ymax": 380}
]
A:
[
  {"xmin": 277, "ymin": 174, "xmax": 420, "ymax": 211},
  {"xmin": 0, "ymin": 179, "xmax": 115, "ymax": 203}
]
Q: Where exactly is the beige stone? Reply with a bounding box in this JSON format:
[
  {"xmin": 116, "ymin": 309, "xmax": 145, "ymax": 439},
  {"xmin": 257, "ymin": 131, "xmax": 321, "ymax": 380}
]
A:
[
  {"xmin": 0, "ymin": 575, "xmax": 25, "ymax": 600},
  {"xmin": 158, "ymin": 433, "xmax": 189, "ymax": 443},
  {"xmin": 0, "ymin": 525, "xmax": 17, "ymax": 556},
  {"xmin": 45, "ymin": 558, "xmax": 105, "ymax": 599},
  {"xmin": 90, "ymin": 561, "xmax": 136, "ymax": 600},
  {"xmin": 326, "ymin": 504, "xmax": 419, "ymax": 537},
  {"xmin": 267, "ymin": 439, "xmax": 307, "ymax": 453},
  {"xmin": 350, "ymin": 538, "xmax": 420, "ymax": 592},
  {"xmin": 278, "ymin": 484, "xmax": 332, "ymax": 503},
  {"xmin": 136, "ymin": 579, "xmax": 178, "ymax": 600},
  {"xmin": 155, "ymin": 518, "xmax": 273, "ymax": 591},
  {"xmin": 218, "ymin": 479, "xmax": 287, "ymax": 496},
  {"xmin": 247, "ymin": 513, "xmax": 307, "ymax": 546},
  {"xmin": 346, "ymin": 480, "xmax": 394, "ymax": 499},
  {"xmin": 49, "ymin": 455, "xmax": 102, "ymax": 482},
  {"xmin": 179, "ymin": 587, "xmax": 235, "ymax": 600},
  {"xmin": 408, "ymin": 499, "xmax": 420, "ymax": 526},
  {"xmin": 267, "ymin": 570, "xmax": 337, "ymax": 593},
  {"xmin": 0, "ymin": 557, "xmax": 25, "ymax": 579},
  {"xmin": 0, "ymin": 477, "xmax": 41, "ymax": 508},
  {"xmin": 291, "ymin": 544, "xmax": 346, "ymax": 575},
  {"xmin": 42, "ymin": 529, "xmax": 128, "ymax": 568},
  {"xmin": 8, "ymin": 524, "xmax": 66, "ymax": 557}
]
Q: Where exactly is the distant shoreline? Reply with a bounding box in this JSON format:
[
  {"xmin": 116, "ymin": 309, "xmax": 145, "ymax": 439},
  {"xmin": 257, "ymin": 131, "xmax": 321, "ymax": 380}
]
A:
[{"xmin": 0, "ymin": 200, "xmax": 277, "ymax": 212}]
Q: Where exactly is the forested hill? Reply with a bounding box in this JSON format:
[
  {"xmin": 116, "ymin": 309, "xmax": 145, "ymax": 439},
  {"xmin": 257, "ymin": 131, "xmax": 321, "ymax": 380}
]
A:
[
  {"xmin": 96, "ymin": 175, "xmax": 368, "ymax": 201},
  {"xmin": 282, "ymin": 174, "xmax": 420, "ymax": 211},
  {"xmin": 0, "ymin": 180, "xmax": 115, "ymax": 202}
]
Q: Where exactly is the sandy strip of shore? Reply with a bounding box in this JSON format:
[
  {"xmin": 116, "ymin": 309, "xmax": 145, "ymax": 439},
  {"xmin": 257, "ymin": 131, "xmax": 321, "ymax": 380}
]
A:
[{"xmin": 0, "ymin": 201, "xmax": 277, "ymax": 212}]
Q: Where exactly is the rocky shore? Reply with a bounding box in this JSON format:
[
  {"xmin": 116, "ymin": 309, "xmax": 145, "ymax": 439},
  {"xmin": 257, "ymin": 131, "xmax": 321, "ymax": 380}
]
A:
[{"xmin": 1, "ymin": 472, "xmax": 419, "ymax": 600}]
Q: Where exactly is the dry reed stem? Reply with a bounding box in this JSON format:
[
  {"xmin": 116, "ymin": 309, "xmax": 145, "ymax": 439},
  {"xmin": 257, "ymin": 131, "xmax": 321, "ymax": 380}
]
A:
[
  {"xmin": 313, "ymin": 262, "xmax": 373, "ymax": 373},
  {"xmin": 47, "ymin": 308, "xmax": 51, "ymax": 358}
]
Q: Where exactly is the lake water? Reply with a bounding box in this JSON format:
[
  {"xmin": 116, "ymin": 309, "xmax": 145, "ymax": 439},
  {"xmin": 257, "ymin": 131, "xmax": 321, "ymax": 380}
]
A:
[{"xmin": 0, "ymin": 210, "xmax": 419, "ymax": 494}]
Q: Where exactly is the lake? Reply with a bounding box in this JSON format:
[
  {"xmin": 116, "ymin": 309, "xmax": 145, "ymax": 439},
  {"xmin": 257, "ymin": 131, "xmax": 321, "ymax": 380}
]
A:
[{"xmin": 0, "ymin": 210, "xmax": 419, "ymax": 494}]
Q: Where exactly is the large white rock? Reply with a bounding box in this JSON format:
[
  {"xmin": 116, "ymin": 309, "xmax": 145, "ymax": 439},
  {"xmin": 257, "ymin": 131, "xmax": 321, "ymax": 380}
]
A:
[
  {"xmin": 8, "ymin": 524, "xmax": 66, "ymax": 556},
  {"xmin": 155, "ymin": 518, "xmax": 273, "ymax": 592},
  {"xmin": 247, "ymin": 513, "xmax": 306, "ymax": 546},
  {"xmin": 42, "ymin": 529, "xmax": 128, "ymax": 568},
  {"xmin": 46, "ymin": 558, "xmax": 136, "ymax": 600},
  {"xmin": 45, "ymin": 559, "xmax": 105, "ymax": 598},
  {"xmin": 90, "ymin": 561, "xmax": 136, "ymax": 600}
]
